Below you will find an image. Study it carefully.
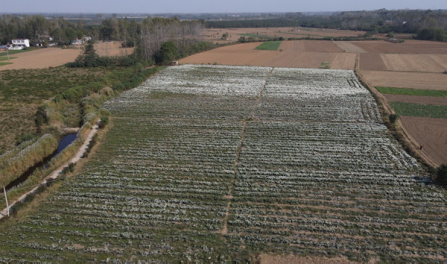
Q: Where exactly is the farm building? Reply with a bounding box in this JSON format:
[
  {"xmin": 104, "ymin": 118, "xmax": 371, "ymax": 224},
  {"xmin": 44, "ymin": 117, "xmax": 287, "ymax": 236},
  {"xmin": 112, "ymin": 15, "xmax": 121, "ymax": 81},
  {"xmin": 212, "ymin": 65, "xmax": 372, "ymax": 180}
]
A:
[{"xmin": 11, "ymin": 39, "xmax": 30, "ymax": 48}]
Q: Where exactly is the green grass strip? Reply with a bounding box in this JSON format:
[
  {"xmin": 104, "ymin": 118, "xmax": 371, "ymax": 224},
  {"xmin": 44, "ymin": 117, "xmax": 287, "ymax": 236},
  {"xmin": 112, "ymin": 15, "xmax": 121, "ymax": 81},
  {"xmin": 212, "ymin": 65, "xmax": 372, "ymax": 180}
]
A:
[
  {"xmin": 255, "ymin": 41, "xmax": 283, "ymax": 50},
  {"xmin": 0, "ymin": 49, "xmax": 31, "ymax": 56},
  {"xmin": 0, "ymin": 62, "xmax": 12, "ymax": 66},
  {"xmin": 0, "ymin": 57, "xmax": 16, "ymax": 61},
  {"xmin": 238, "ymin": 33, "xmax": 277, "ymax": 39},
  {"xmin": 390, "ymin": 102, "xmax": 447, "ymax": 119},
  {"xmin": 377, "ymin": 86, "xmax": 447, "ymax": 97}
]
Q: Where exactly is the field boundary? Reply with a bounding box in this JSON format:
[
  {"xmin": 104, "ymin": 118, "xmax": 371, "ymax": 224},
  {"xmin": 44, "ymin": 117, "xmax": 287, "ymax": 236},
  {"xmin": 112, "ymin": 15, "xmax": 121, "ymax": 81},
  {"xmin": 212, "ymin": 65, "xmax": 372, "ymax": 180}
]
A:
[
  {"xmin": 354, "ymin": 66, "xmax": 439, "ymax": 168},
  {"xmin": 0, "ymin": 122, "xmax": 99, "ymax": 220}
]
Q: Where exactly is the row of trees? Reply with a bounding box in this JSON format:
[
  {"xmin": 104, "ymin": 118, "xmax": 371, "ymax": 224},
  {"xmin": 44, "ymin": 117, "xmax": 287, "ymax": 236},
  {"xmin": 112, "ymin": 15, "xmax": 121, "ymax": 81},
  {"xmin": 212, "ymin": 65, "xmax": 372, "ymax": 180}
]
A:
[{"xmin": 207, "ymin": 9, "xmax": 447, "ymax": 38}]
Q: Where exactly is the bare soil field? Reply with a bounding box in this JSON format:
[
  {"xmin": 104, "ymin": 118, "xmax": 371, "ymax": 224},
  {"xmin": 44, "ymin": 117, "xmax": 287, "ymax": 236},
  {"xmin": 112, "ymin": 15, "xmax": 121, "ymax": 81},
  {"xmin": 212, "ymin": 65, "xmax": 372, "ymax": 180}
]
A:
[
  {"xmin": 352, "ymin": 40, "xmax": 415, "ymax": 54},
  {"xmin": 179, "ymin": 41, "xmax": 345, "ymax": 69},
  {"xmin": 359, "ymin": 53, "xmax": 387, "ymax": 71},
  {"xmin": 330, "ymin": 53, "xmax": 357, "ymax": 70},
  {"xmin": 0, "ymin": 48, "xmax": 80, "ymax": 70},
  {"xmin": 303, "ymin": 40, "xmax": 342, "ymax": 53},
  {"xmin": 400, "ymin": 116, "xmax": 447, "ymax": 166},
  {"xmin": 360, "ymin": 70, "xmax": 447, "ymax": 90},
  {"xmin": 259, "ymin": 254, "xmax": 360, "ymax": 264},
  {"xmin": 384, "ymin": 94, "xmax": 447, "ymax": 106},
  {"xmin": 381, "ymin": 54, "xmax": 446, "ymax": 72},
  {"xmin": 334, "ymin": 41, "xmax": 367, "ymax": 53},
  {"xmin": 94, "ymin": 41, "xmax": 134, "ymax": 57},
  {"xmin": 203, "ymin": 27, "xmax": 365, "ymax": 43},
  {"xmin": 351, "ymin": 40, "xmax": 447, "ymax": 54}
]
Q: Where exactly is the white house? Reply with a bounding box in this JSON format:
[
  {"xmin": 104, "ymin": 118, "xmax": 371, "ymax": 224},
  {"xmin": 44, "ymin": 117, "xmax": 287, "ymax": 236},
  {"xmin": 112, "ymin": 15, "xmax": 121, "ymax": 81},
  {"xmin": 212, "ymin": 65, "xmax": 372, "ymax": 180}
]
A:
[{"xmin": 11, "ymin": 39, "xmax": 30, "ymax": 48}]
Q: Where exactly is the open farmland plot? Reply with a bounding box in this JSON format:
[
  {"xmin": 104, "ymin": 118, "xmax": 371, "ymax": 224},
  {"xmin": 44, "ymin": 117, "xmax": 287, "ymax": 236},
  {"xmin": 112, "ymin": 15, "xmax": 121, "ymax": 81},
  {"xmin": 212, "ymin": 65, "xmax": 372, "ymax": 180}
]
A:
[{"xmin": 0, "ymin": 65, "xmax": 446, "ymax": 263}]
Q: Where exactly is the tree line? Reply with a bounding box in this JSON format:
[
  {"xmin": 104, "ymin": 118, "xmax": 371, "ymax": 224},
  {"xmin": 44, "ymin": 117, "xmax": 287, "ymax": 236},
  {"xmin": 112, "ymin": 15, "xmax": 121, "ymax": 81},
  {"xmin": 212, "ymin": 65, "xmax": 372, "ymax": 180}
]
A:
[{"xmin": 207, "ymin": 9, "xmax": 447, "ymax": 41}]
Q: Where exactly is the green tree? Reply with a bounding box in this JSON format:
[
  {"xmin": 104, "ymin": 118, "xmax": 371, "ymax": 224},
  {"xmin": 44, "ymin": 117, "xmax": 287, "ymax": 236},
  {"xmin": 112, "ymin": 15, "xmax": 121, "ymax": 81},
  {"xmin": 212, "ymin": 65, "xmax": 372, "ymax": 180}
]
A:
[
  {"xmin": 159, "ymin": 41, "xmax": 178, "ymax": 63},
  {"xmin": 76, "ymin": 29, "xmax": 84, "ymax": 40},
  {"xmin": 65, "ymin": 27, "xmax": 77, "ymax": 44},
  {"xmin": 437, "ymin": 164, "xmax": 447, "ymax": 186}
]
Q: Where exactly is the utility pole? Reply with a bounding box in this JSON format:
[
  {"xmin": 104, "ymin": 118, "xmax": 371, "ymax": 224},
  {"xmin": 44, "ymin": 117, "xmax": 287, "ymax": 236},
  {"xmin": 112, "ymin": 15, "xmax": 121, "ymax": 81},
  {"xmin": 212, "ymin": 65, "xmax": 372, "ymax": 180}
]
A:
[{"xmin": 3, "ymin": 186, "xmax": 9, "ymax": 217}]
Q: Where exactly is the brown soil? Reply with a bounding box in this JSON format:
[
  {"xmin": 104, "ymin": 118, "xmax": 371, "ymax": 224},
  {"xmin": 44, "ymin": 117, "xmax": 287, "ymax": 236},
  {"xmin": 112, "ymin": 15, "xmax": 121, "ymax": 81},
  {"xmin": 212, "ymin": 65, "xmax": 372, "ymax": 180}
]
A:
[
  {"xmin": 359, "ymin": 53, "xmax": 387, "ymax": 71},
  {"xmin": 351, "ymin": 40, "xmax": 447, "ymax": 54},
  {"xmin": 383, "ymin": 94, "xmax": 447, "ymax": 106},
  {"xmin": 258, "ymin": 254, "xmax": 363, "ymax": 264},
  {"xmin": 334, "ymin": 41, "xmax": 367, "ymax": 53},
  {"xmin": 360, "ymin": 71, "xmax": 447, "ymax": 91},
  {"xmin": 303, "ymin": 41, "xmax": 343, "ymax": 53},
  {"xmin": 0, "ymin": 48, "xmax": 81, "ymax": 70},
  {"xmin": 330, "ymin": 53, "xmax": 356, "ymax": 70},
  {"xmin": 400, "ymin": 116, "xmax": 447, "ymax": 166},
  {"xmin": 353, "ymin": 41, "xmax": 415, "ymax": 54},
  {"xmin": 179, "ymin": 41, "xmax": 342, "ymax": 69},
  {"xmin": 203, "ymin": 27, "xmax": 365, "ymax": 44},
  {"xmin": 94, "ymin": 41, "xmax": 133, "ymax": 57},
  {"xmin": 381, "ymin": 54, "xmax": 445, "ymax": 72}
]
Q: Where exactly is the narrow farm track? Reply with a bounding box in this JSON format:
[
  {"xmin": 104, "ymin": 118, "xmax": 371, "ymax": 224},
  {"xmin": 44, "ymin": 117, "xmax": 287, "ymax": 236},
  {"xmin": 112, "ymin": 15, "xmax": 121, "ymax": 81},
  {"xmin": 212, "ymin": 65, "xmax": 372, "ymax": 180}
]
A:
[
  {"xmin": 0, "ymin": 122, "xmax": 99, "ymax": 220},
  {"xmin": 221, "ymin": 67, "xmax": 274, "ymax": 235}
]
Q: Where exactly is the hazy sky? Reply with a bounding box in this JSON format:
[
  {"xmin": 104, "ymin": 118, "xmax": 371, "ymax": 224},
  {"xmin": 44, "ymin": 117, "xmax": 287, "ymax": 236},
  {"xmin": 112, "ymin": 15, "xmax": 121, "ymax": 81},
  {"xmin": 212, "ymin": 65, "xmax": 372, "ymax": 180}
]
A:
[{"xmin": 3, "ymin": 0, "xmax": 446, "ymax": 13}]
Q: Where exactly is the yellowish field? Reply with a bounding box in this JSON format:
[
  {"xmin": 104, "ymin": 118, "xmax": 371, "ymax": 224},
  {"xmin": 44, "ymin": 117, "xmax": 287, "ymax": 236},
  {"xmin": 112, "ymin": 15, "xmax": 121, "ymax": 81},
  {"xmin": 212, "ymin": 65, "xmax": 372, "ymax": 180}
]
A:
[
  {"xmin": 381, "ymin": 54, "xmax": 447, "ymax": 72},
  {"xmin": 179, "ymin": 40, "xmax": 352, "ymax": 69},
  {"xmin": 360, "ymin": 70, "xmax": 447, "ymax": 91}
]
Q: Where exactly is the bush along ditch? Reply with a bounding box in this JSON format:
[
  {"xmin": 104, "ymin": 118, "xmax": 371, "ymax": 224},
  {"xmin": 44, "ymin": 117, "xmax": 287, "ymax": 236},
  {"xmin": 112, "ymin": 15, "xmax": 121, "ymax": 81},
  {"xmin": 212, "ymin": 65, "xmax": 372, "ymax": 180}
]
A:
[
  {"xmin": 0, "ymin": 123, "xmax": 92, "ymax": 210},
  {"xmin": 0, "ymin": 134, "xmax": 58, "ymax": 188},
  {"xmin": 82, "ymin": 134, "xmax": 99, "ymax": 159}
]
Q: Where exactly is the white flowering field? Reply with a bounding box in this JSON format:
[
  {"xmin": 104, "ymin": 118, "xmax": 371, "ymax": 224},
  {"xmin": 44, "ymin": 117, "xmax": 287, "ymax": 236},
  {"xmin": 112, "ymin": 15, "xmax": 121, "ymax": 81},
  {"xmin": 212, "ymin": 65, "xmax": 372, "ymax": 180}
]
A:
[{"xmin": 0, "ymin": 65, "xmax": 446, "ymax": 263}]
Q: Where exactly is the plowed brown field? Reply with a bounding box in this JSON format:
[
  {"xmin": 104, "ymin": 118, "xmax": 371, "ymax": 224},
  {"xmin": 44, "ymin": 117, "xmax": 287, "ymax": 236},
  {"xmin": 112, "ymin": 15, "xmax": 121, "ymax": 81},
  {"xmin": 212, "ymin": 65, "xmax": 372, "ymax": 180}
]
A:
[
  {"xmin": 400, "ymin": 116, "xmax": 447, "ymax": 166},
  {"xmin": 94, "ymin": 42, "xmax": 134, "ymax": 57},
  {"xmin": 204, "ymin": 27, "xmax": 365, "ymax": 43},
  {"xmin": 0, "ymin": 48, "xmax": 80, "ymax": 70},
  {"xmin": 303, "ymin": 41, "xmax": 342, "ymax": 53},
  {"xmin": 333, "ymin": 41, "xmax": 367, "ymax": 53},
  {"xmin": 330, "ymin": 53, "xmax": 356, "ymax": 70},
  {"xmin": 353, "ymin": 40, "xmax": 415, "ymax": 54},
  {"xmin": 179, "ymin": 41, "xmax": 346, "ymax": 69},
  {"xmin": 359, "ymin": 53, "xmax": 387, "ymax": 71},
  {"xmin": 381, "ymin": 54, "xmax": 446, "ymax": 72},
  {"xmin": 384, "ymin": 94, "xmax": 447, "ymax": 106},
  {"xmin": 360, "ymin": 71, "xmax": 447, "ymax": 90}
]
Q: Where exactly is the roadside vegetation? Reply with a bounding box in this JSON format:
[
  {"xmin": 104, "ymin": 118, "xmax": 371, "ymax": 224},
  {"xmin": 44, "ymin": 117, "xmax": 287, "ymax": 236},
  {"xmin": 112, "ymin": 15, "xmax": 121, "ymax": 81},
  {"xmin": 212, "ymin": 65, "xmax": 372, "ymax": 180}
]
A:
[
  {"xmin": 377, "ymin": 86, "xmax": 447, "ymax": 97},
  {"xmin": 390, "ymin": 102, "xmax": 447, "ymax": 119}
]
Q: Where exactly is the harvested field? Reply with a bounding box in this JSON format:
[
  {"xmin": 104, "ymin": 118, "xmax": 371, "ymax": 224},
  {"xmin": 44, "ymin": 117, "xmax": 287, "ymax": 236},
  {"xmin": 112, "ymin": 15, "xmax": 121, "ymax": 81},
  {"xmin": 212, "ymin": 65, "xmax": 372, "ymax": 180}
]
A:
[
  {"xmin": 352, "ymin": 40, "xmax": 447, "ymax": 54},
  {"xmin": 179, "ymin": 41, "xmax": 342, "ymax": 69},
  {"xmin": 400, "ymin": 116, "xmax": 447, "ymax": 166},
  {"xmin": 94, "ymin": 41, "xmax": 133, "ymax": 57},
  {"xmin": 303, "ymin": 40, "xmax": 342, "ymax": 53},
  {"xmin": 330, "ymin": 53, "xmax": 356, "ymax": 70},
  {"xmin": 384, "ymin": 94, "xmax": 447, "ymax": 106},
  {"xmin": 359, "ymin": 53, "xmax": 387, "ymax": 71},
  {"xmin": 353, "ymin": 40, "xmax": 415, "ymax": 54},
  {"xmin": 333, "ymin": 41, "xmax": 367, "ymax": 53},
  {"xmin": 381, "ymin": 54, "xmax": 446, "ymax": 72},
  {"xmin": 0, "ymin": 48, "xmax": 80, "ymax": 70},
  {"xmin": 203, "ymin": 27, "xmax": 365, "ymax": 43},
  {"xmin": 360, "ymin": 71, "xmax": 447, "ymax": 91}
]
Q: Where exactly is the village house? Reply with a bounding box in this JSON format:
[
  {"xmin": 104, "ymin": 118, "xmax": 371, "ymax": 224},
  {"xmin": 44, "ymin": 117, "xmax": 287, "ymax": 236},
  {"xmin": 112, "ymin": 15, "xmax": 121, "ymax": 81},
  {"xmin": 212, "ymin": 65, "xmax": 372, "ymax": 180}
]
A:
[{"xmin": 11, "ymin": 39, "xmax": 30, "ymax": 48}]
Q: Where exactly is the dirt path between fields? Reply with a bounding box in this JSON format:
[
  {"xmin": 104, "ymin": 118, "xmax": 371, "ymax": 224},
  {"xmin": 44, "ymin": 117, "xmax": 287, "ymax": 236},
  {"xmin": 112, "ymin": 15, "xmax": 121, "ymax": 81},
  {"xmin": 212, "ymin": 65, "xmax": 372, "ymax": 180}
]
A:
[{"xmin": 0, "ymin": 122, "xmax": 99, "ymax": 219}]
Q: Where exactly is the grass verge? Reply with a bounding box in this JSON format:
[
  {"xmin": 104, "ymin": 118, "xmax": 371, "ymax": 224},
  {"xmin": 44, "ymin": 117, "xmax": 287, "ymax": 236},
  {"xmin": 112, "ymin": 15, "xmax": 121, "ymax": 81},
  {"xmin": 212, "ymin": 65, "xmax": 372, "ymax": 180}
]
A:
[
  {"xmin": 0, "ymin": 57, "xmax": 16, "ymax": 62},
  {"xmin": 0, "ymin": 62, "xmax": 12, "ymax": 66},
  {"xmin": 0, "ymin": 49, "xmax": 31, "ymax": 56},
  {"xmin": 390, "ymin": 102, "xmax": 447, "ymax": 119},
  {"xmin": 377, "ymin": 86, "xmax": 447, "ymax": 97},
  {"xmin": 255, "ymin": 41, "xmax": 282, "ymax": 50}
]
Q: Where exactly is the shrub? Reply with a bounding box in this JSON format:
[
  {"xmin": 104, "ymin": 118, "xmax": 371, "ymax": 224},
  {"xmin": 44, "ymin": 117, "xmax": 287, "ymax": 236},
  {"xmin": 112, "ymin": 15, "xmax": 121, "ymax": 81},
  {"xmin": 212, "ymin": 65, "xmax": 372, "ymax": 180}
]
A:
[
  {"xmin": 100, "ymin": 116, "xmax": 109, "ymax": 125},
  {"xmin": 437, "ymin": 164, "xmax": 447, "ymax": 186},
  {"xmin": 112, "ymin": 82, "xmax": 125, "ymax": 91},
  {"xmin": 389, "ymin": 114, "xmax": 398, "ymax": 124}
]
